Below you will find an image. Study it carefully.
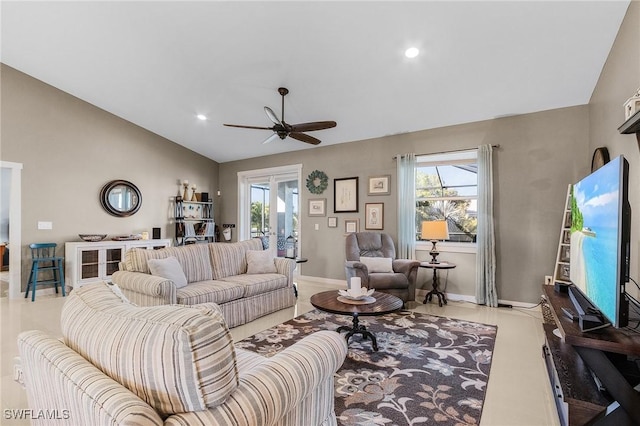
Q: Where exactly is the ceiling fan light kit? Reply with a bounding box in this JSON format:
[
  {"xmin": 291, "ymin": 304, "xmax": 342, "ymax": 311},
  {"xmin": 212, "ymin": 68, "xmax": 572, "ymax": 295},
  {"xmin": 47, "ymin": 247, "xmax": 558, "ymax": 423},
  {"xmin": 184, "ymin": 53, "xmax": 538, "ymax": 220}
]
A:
[{"xmin": 224, "ymin": 87, "xmax": 336, "ymax": 145}]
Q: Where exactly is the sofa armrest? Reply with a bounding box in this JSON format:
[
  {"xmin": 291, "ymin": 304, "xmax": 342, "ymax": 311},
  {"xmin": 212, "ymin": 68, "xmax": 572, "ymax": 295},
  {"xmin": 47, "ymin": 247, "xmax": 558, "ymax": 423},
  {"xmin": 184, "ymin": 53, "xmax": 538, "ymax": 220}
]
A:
[
  {"xmin": 393, "ymin": 259, "xmax": 420, "ymax": 301},
  {"xmin": 274, "ymin": 257, "xmax": 296, "ymax": 287},
  {"xmin": 344, "ymin": 260, "xmax": 369, "ymax": 287},
  {"xmin": 18, "ymin": 330, "xmax": 163, "ymax": 426},
  {"xmin": 111, "ymin": 270, "xmax": 177, "ymax": 306},
  {"xmin": 165, "ymin": 330, "xmax": 348, "ymax": 426},
  {"xmin": 392, "ymin": 259, "xmax": 420, "ymax": 276}
]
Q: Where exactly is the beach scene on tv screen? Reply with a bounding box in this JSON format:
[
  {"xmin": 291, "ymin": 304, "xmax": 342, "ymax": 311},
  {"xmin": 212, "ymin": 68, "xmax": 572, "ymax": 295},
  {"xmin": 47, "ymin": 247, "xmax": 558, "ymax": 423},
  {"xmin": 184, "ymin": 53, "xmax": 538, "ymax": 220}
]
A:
[{"xmin": 569, "ymin": 157, "xmax": 621, "ymax": 323}]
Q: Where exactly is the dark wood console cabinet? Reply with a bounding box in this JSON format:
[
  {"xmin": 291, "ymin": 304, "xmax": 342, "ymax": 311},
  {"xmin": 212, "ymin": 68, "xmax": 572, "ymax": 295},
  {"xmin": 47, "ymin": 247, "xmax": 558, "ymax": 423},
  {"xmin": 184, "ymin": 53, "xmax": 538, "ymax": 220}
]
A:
[{"xmin": 542, "ymin": 285, "xmax": 640, "ymax": 425}]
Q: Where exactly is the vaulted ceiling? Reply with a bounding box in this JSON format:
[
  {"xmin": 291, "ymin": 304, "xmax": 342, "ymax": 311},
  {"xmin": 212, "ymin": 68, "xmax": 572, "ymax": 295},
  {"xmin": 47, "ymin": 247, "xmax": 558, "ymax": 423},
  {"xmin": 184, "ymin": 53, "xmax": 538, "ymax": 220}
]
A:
[{"xmin": 1, "ymin": 1, "xmax": 630, "ymax": 163}]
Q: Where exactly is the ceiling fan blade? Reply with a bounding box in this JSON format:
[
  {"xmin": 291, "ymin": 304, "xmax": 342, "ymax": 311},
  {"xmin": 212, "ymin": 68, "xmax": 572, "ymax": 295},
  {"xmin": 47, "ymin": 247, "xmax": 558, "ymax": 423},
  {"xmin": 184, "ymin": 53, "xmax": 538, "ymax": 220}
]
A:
[
  {"xmin": 264, "ymin": 107, "xmax": 281, "ymax": 126},
  {"xmin": 224, "ymin": 124, "xmax": 274, "ymax": 130},
  {"xmin": 289, "ymin": 132, "xmax": 321, "ymax": 145},
  {"xmin": 262, "ymin": 132, "xmax": 280, "ymax": 145},
  {"xmin": 227, "ymin": 88, "xmax": 332, "ymax": 147},
  {"xmin": 289, "ymin": 121, "xmax": 337, "ymax": 133}
]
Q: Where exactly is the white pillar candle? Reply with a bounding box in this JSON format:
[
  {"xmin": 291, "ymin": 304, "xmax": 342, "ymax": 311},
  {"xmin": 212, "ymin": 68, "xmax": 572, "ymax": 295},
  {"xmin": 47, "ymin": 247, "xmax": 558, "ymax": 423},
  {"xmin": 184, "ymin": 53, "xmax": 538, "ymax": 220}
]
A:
[{"xmin": 350, "ymin": 277, "xmax": 361, "ymax": 291}]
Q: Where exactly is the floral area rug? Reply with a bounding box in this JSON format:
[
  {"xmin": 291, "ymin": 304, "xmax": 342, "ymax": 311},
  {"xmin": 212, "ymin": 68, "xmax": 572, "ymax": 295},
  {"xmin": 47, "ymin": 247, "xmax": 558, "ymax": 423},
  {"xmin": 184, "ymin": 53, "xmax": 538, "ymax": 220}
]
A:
[{"xmin": 236, "ymin": 309, "xmax": 498, "ymax": 426}]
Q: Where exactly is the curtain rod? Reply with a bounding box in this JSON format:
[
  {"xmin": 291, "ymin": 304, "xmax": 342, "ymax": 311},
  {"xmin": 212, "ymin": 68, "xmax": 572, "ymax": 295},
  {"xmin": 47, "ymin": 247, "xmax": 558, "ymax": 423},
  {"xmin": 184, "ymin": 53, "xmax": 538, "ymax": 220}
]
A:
[{"xmin": 392, "ymin": 144, "xmax": 500, "ymax": 160}]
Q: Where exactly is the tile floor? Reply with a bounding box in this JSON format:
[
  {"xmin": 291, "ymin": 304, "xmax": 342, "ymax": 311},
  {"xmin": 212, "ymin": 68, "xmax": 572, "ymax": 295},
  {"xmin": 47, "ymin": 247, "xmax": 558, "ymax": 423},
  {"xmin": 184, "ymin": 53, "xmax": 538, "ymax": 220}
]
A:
[{"xmin": 0, "ymin": 279, "xmax": 560, "ymax": 426}]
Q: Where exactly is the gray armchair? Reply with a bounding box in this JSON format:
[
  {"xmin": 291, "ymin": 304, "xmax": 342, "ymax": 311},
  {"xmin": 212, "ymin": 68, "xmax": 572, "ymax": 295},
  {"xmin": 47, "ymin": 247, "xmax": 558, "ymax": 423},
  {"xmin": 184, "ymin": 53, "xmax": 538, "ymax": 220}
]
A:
[{"xmin": 344, "ymin": 232, "xmax": 420, "ymax": 303}]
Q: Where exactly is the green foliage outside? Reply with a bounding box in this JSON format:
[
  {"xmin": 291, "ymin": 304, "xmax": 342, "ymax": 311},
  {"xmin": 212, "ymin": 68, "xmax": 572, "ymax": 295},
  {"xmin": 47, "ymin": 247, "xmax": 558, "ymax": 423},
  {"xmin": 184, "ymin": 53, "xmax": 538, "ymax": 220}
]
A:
[
  {"xmin": 416, "ymin": 171, "xmax": 477, "ymax": 241},
  {"xmin": 250, "ymin": 201, "xmax": 298, "ymax": 236},
  {"xmin": 251, "ymin": 202, "xmax": 269, "ymax": 235}
]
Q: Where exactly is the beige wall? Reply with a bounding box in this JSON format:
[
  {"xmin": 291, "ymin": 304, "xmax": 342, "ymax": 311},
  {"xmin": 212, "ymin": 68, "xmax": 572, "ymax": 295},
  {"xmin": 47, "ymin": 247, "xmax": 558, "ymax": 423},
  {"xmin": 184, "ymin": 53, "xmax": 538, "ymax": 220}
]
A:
[
  {"xmin": 0, "ymin": 65, "xmax": 219, "ymax": 291},
  {"xmin": 220, "ymin": 106, "xmax": 589, "ymax": 304},
  {"xmin": 589, "ymin": 1, "xmax": 639, "ymax": 294},
  {"xmin": 3, "ymin": 2, "xmax": 636, "ymax": 304},
  {"xmin": 219, "ymin": 3, "xmax": 640, "ymax": 305}
]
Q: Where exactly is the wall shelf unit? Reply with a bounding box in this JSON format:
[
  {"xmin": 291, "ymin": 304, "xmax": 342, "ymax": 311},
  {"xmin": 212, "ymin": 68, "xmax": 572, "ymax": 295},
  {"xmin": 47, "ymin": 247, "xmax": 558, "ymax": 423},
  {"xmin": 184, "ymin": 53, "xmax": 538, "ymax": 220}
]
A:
[
  {"xmin": 65, "ymin": 239, "xmax": 171, "ymax": 289},
  {"xmin": 174, "ymin": 198, "xmax": 215, "ymax": 246},
  {"xmin": 618, "ymin": 110, "xmax": 640, "ymax": 142}
]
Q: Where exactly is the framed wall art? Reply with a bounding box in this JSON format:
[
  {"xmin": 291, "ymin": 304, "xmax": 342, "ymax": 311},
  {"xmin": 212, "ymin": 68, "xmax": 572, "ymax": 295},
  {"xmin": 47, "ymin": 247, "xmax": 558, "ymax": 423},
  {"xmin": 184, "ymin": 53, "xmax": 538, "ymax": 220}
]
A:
[
  {"xmin": 365, "ymin": 203, "xmax": 384, "ymax": 230},
  {"xmin": 308, "ymin": 198, "xmax": 326, "ymax": 216},
  {"xmin": 334, "ymin": 177, "xmax": 359, "ymax": 213},
  {"xmin": 328, "ymin": 217, "xmax": 338, "ymax": 228},
  {"xmin": 344, "ymin": 218, "xmax": 359, "ymax": 234},
  {"xmin": 367, "ymin": 175, "xmax": 391, "ymax": 195}
]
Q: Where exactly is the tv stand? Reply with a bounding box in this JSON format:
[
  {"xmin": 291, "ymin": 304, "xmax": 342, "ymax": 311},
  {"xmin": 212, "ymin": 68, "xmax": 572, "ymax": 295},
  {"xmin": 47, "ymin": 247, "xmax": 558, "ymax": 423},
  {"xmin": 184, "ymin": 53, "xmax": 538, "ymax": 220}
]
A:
[{"xmin": 542, "ymin": 285, "xmax": 640, "ymax": 425}]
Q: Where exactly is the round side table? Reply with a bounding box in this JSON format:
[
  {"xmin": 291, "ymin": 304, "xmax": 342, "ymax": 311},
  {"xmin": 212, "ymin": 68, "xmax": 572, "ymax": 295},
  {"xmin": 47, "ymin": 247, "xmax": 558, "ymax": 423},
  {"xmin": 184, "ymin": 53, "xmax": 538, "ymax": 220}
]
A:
[
  {"xmin": 420, "ymin": 261, "xmax": 456, "ymax": 307},
  {"xmin": 286, "ymin": 257, "xmax": 307, "ymax": 297}
]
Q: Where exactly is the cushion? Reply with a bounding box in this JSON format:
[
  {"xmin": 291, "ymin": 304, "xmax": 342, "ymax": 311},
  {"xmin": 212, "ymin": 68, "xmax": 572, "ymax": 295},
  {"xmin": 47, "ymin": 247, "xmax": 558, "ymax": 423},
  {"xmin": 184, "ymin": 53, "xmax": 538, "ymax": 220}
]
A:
[
  {"xmin": 61, "ymin": 282, "xmax": 238, "ymax": 416},
  {"xmin": 176, "ymin": 279, "xmax": 245, "ymax": 305},
  {"xmin": 359, "ymin": 256, "xmax": 394, "ymax": 273},
  {"xmin": 123, "ymin": 244, "xmax": 213, "ymax": 283},
  {"xmin": 148, "ymin": 256, "xmax": 188, "ymax": 288},
  {"xmin": 246, "ymin": 250, "xmax": 277, "ymax": 274},
  {"xmin": 221, "ymin": 273, "xmax": 287, "ymax": 297},
  {"xmin": 208, "ymin": 239, "xmax": 263, "ymax": 279}
]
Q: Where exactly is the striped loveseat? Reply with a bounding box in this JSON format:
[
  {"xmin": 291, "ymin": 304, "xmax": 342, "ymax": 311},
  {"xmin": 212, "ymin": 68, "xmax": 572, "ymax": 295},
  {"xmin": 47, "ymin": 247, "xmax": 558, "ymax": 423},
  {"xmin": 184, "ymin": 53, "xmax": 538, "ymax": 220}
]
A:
[
  {"xmin": 111, "ymin": 239, "xmax": 296, "ymax": 328},
  {"xmin": 18, "ymin": 282, "xmax": 348, "ymax": 426}
]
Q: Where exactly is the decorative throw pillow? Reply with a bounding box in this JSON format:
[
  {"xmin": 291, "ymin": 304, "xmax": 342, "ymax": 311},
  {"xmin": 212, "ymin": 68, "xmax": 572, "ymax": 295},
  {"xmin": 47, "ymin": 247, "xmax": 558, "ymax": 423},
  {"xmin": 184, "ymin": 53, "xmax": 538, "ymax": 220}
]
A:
[
  {"xmin": 246, "ymin": 250, "xmax": 277, "ymax": 274},
  {"xmin": 359, "ymin": 256, "xmax": 394, "ymax": 273},
  {"xmin": 148, "ymin": 256, "xmax": 188, "ymax": 288}
]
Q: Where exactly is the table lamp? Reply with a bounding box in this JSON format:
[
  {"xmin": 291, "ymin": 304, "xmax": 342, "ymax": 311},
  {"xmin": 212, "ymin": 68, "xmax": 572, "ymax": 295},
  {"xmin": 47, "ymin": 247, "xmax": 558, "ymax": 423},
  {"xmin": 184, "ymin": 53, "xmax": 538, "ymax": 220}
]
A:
[{"xmin": 421, "ymin": 220, "xmax": 449, "ymax": 264}]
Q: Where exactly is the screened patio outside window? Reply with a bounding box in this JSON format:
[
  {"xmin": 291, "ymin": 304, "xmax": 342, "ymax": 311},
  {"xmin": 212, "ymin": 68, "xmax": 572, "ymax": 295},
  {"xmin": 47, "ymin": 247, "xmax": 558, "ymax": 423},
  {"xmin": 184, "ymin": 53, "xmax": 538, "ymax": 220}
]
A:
[{"xmin": 416, "ymin": 153, "xmax": 478, "ymax": 243}]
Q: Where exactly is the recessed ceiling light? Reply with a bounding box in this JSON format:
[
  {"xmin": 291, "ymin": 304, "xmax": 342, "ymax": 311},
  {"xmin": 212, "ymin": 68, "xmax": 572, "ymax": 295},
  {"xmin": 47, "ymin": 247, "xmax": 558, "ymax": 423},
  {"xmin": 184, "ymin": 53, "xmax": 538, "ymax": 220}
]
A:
[
  {"xmin": 405, "ymin": 47, "xmax": 419, "ymax": 59},
  {"xmin": 196, "ymin": 114, "xmax": 207, "ymax": 121}
]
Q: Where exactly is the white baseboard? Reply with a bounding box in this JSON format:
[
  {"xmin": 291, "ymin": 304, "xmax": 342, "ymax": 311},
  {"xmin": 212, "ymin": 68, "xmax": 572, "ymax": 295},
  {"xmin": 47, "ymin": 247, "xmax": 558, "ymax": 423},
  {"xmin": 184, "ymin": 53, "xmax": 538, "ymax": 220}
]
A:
[{"xmin": 300, "ymin": 275, "xmax": 537, "ymax": 308}]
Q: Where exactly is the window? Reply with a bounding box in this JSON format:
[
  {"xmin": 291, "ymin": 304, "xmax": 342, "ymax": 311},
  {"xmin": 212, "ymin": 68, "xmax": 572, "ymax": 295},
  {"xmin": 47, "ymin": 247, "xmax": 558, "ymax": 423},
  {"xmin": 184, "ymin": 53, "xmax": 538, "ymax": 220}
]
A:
[{"xmin": 416, "ymin": 150, "xmax": 478, "ymax": 243}]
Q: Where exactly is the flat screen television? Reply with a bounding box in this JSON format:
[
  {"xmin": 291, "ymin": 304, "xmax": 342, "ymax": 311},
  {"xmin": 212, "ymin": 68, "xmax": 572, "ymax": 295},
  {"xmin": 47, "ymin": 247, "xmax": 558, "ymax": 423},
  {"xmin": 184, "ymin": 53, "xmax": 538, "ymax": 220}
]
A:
[{"xmin": 569, "ymin": 155, "xmax": 630, "ymax": 330}]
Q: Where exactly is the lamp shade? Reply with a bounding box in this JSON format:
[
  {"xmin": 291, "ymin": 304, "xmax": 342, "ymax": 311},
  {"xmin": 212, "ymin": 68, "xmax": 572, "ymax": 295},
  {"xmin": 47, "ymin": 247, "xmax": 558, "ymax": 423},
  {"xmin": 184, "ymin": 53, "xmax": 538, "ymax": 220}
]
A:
[{"xmin": 421, "ymin": 220, "xmax": 449, "ymax": 241}]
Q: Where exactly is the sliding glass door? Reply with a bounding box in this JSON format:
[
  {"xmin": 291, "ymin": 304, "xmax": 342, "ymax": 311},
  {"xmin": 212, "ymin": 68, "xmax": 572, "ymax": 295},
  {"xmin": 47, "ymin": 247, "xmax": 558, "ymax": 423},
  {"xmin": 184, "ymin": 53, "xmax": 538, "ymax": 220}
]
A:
[{"xmin": 239, "ymin": 165, "xmax": 301, "ymax": 256}]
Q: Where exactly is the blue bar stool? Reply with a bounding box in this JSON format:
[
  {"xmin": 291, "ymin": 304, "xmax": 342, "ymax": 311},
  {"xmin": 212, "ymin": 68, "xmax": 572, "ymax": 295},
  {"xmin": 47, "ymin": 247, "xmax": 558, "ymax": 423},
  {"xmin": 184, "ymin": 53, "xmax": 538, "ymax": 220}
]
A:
[{"xmin": 25, "ymin": 243, "xmax": 66, "ymax": 301}]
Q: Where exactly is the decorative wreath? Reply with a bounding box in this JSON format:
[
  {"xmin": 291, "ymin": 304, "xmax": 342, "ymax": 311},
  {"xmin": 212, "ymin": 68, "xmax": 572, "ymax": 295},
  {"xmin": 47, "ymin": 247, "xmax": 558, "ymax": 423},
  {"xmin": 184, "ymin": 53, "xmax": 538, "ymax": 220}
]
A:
[{"xmin": 306, "ymin": 170, "xmax": 329, "ymax": 194}]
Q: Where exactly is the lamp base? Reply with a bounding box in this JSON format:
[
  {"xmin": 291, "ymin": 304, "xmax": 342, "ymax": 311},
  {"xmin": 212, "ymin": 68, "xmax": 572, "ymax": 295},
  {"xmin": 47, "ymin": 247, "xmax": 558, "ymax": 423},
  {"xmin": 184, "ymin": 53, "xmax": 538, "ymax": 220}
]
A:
[{"xmin": 429, "ymin": 241, "xmax": 441, "ymax": 264}]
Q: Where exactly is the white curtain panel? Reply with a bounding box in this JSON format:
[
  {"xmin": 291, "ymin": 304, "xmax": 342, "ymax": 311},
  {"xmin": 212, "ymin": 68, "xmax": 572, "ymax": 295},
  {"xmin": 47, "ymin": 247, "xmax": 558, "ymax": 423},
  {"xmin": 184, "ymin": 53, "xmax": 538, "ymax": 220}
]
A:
[
  {"xmin": 396, "ymin": 153, "xmax": 416, "ymax": 259},
  {"xmin": 476, "ymin": 144, "xmax": 498, "ymax": 306}
]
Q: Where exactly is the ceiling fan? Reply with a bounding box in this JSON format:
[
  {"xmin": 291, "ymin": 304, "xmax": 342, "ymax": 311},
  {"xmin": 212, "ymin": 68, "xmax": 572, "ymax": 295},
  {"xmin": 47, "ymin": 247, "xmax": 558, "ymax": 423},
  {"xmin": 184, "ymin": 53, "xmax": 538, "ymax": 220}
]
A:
[{"xmin": 224, "ymin": 87, "xmax": 336, "ymax": 145}]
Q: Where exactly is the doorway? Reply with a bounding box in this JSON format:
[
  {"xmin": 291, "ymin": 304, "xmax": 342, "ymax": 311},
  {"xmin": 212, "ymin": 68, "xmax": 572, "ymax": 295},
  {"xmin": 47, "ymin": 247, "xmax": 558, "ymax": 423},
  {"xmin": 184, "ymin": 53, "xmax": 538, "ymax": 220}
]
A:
[
  {"xmin": 238, "ymin": 164, "xmax": 302, "ymax": 256},
  {"xmin": 0, "ymin": 161, "xmax": 23, "ymax": 299}
]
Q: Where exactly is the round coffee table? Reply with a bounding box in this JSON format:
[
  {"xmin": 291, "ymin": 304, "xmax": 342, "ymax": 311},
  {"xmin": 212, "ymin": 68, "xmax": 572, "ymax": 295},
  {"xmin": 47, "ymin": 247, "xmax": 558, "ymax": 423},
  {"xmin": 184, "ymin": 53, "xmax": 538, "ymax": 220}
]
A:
[{"xmin": 310, "ymin": 290, "xmax": 403, "ymax": 351}]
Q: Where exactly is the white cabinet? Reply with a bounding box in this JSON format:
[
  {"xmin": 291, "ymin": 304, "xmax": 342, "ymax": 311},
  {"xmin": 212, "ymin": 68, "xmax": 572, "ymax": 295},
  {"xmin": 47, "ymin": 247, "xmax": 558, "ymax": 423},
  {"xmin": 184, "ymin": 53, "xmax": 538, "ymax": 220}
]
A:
[{"xmin": 65, "ymin": 239, "xmax": 171, "ymax": 288}]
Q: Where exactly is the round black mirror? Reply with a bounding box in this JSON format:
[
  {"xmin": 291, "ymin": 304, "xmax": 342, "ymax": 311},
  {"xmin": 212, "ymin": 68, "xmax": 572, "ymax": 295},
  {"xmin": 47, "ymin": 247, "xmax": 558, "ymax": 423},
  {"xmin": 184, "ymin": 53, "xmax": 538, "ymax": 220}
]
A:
[{"xmin": 100, "ymin": 180, "xmax": 142, "ymax": 217}]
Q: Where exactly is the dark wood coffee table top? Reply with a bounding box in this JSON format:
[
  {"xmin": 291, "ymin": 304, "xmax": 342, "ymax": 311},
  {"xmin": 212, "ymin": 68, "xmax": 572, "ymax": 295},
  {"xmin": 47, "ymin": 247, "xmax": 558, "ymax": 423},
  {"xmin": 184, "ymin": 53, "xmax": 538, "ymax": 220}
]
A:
[{"xmin": 310, "ymin": 290, "xmax": 403, "ymax": 316}]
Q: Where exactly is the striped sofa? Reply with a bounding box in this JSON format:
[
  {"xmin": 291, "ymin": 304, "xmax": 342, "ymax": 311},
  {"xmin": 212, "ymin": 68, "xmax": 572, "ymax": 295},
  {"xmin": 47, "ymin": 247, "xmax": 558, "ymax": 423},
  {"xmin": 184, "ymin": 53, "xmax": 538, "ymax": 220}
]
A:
[
  {"xmin": 111, "ymin": 239, "xmax": 296, "ymax": 328},
  {"xmin": 17, "ymin": 282, "xmax": 348, "ymax": 426}
]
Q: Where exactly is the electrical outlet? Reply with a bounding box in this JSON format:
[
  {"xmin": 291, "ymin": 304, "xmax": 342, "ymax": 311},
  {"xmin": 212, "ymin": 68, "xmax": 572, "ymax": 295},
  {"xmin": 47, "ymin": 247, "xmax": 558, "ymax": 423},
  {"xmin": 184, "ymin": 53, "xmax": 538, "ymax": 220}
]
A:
[
  {"xmin": 314, "ymin": 224, "xmax": 319, "ymax": 231},
  {"xmin": 544, "ymin": 275, "xmax": 552, "ymax": 285},
  {"xmin": 38, "ymin": 221, "xmax": 52, "ymax": 230}
]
